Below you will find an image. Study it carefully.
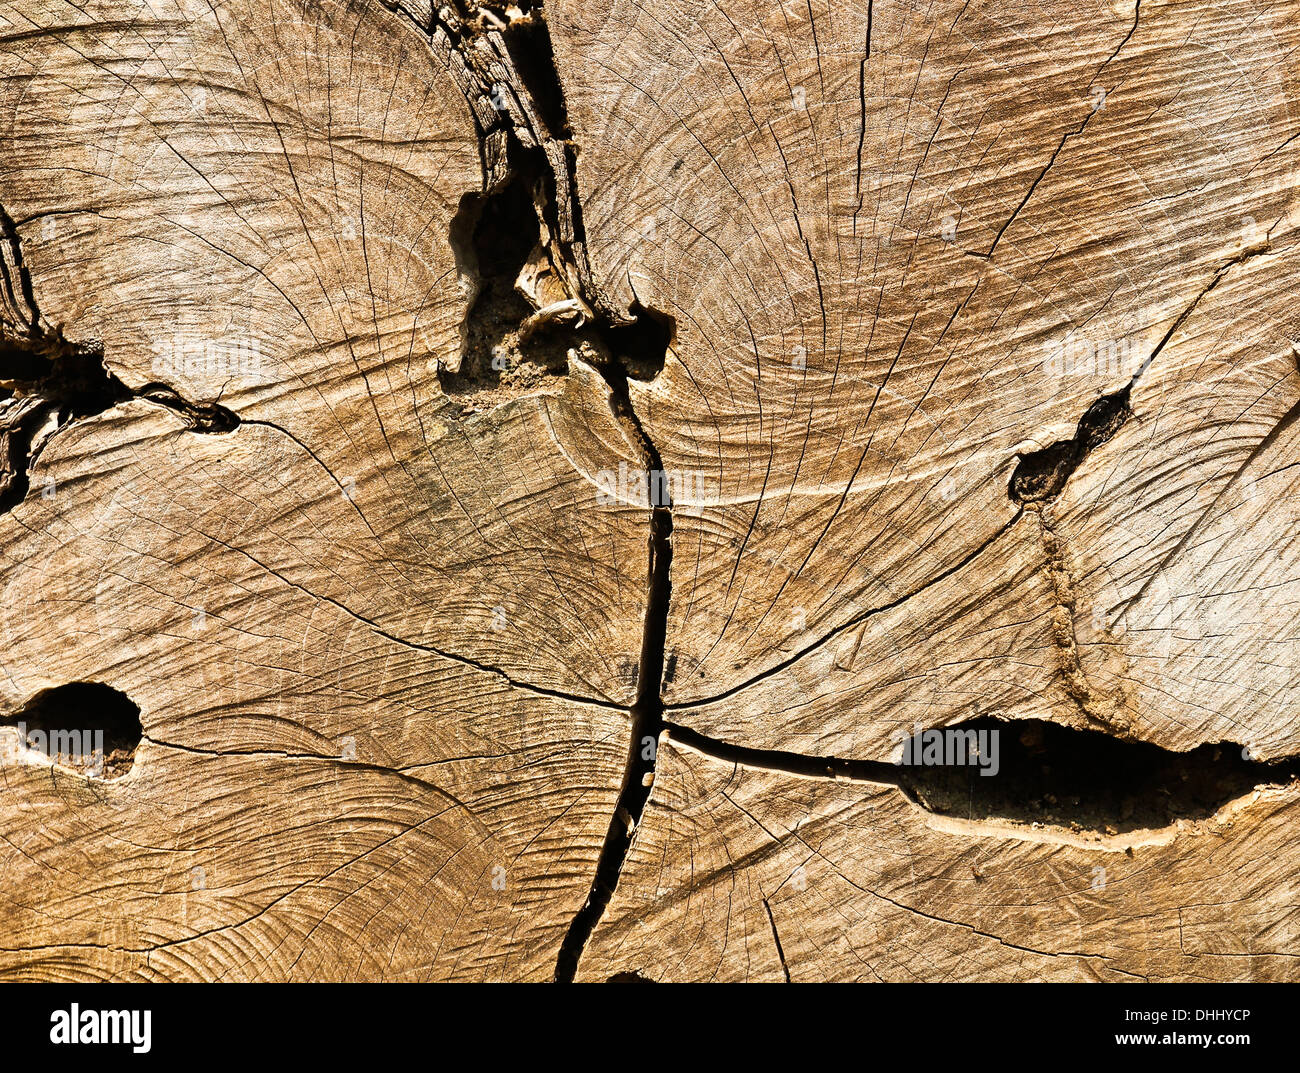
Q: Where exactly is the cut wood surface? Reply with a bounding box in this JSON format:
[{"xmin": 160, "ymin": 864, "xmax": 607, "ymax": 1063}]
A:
[{"xmin": 0, "ymin": 0, "xmax": 1297, "ymax": 981}]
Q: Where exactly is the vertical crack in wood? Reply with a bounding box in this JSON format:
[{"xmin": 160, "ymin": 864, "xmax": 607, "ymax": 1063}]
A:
[
  {"xmin": 554, "ymin": 362, "xmax": 673, "ymax": 983},
  {"xmin": 391, "ymin": 0, "xmax": 678, "ymax": 982},
  {"xmin": 0, "ymin": 203, "xmax": 42, "ymax": 332},
  {"xmin": 762, "ymin": 898, "xmax": 791, "ymax": 982}
]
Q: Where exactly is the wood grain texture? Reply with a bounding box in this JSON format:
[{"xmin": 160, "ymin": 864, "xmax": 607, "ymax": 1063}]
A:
[
  {"xmin": 1, "ymin": 0, "xmax": 1297, "ymax": 981},
  {"xmin": 546, "ymin": 0, "xmax": 1300, "ymax": 751}
]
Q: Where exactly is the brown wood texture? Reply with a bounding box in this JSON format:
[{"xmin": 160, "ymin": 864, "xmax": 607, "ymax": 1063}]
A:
[{"xmin": 1, "ymin": 0, "xmax": 1298, "ymax": 981}]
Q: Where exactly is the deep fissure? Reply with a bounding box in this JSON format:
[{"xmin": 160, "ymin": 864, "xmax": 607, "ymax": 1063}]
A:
[
  {"xmin": 1, "ymin": 338, "xmax": 239, "ymax": 513},
  {"xmin": 553, "ymin": 366, "xmax": 672, "ymax": 980},
  {"xmin": 441, "ymin": 163, "xmax": 575, "ymax": 400},
  {"xmin": 441, "ymin": 148, "xmax": 670, "ymax": 399},
  {"xmin": 668, "ymin": 718, "xmax": 1298, "ymax": 835},
  {"xmin": 423, "ymin": 1, "xmax": 679, "ymax": 981}
]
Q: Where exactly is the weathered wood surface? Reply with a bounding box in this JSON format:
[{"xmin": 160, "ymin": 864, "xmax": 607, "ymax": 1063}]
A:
[{"xmin": 1, "ymin": 0, "xmax": 1297, "ymax": 981}]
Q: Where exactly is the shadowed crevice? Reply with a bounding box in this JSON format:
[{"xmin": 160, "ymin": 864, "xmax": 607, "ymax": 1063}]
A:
[
  {"xmin": 442, "ymin": 138, "xmax": 674, "ymax": 403},
  {"xmin": 1, "ymin": 333, "xmax": 132, "ymax": 513},
  {"xmin": 495, "ymin": 3, "xmax": 569, "ymax": 141},
  {"xmin": 1009, "ymin": 239, "xmax": 1281, "ymax": 508},
  {"xmin": 607, "ymin": 970, "xmax": 656, "ymax": 983},
  {"xmin": 442, "ymin": 164, "xmax": 574, "ymax": 400},
  {"xmin": 1, "ymin": 305, "xmax": 239, "ymax": 516},
  {"xmin": 667, "ymin": 718, "xmax": 1298, "ymax": 836}
]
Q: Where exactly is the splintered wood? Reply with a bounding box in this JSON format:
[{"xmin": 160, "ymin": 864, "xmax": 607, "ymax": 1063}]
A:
[{"xmin": 0, "ymin": 0, "xmax": 1297, "ymax": 981}]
